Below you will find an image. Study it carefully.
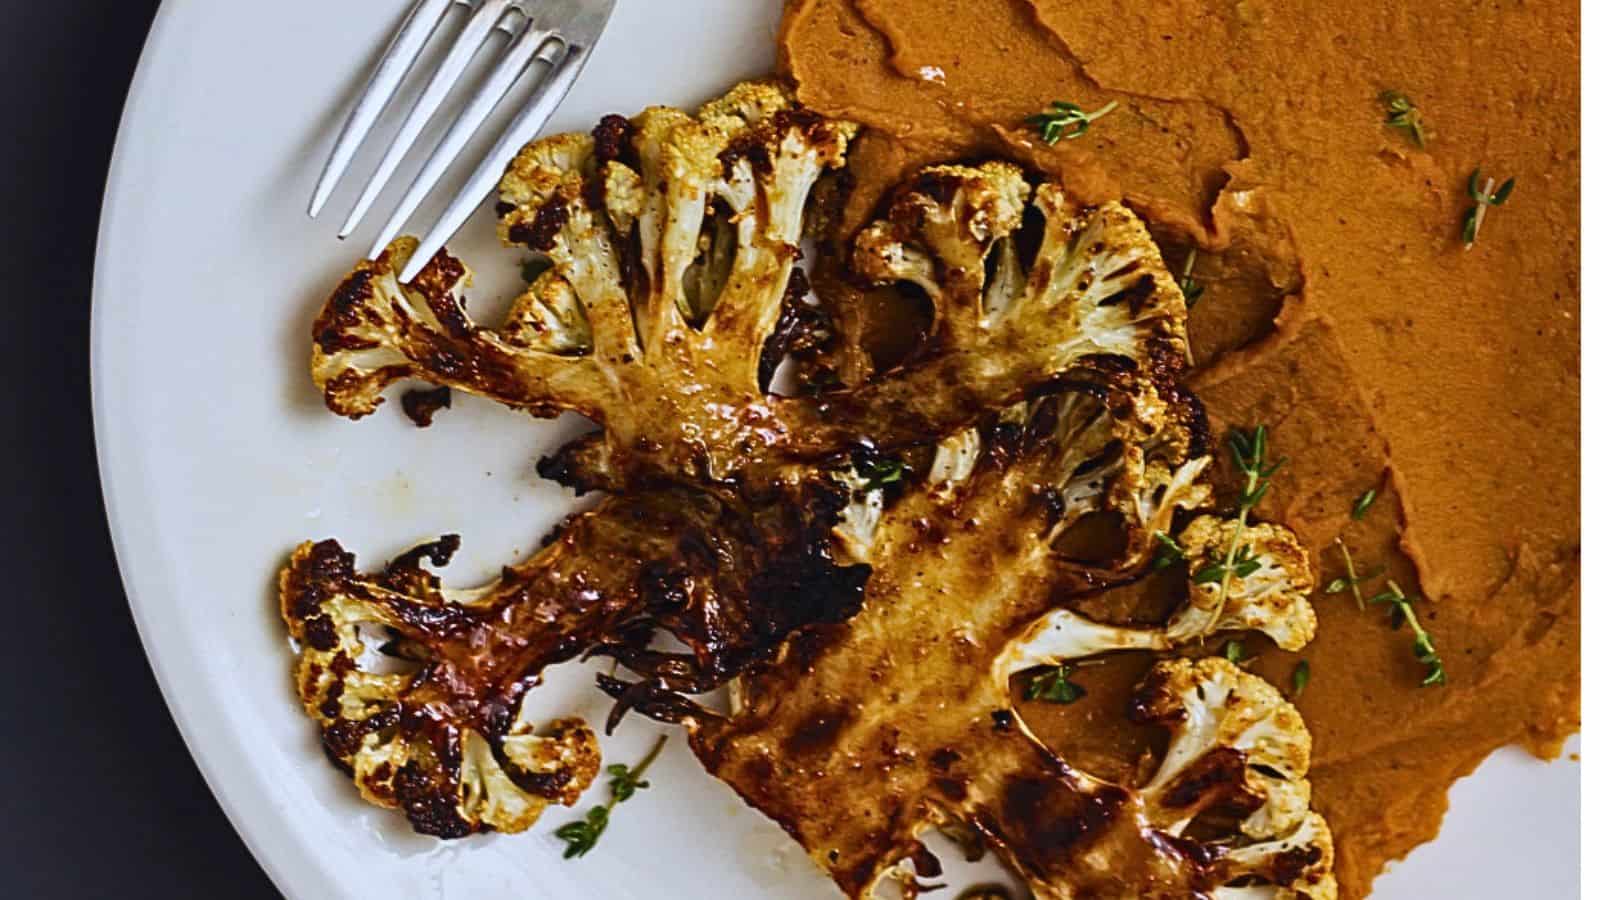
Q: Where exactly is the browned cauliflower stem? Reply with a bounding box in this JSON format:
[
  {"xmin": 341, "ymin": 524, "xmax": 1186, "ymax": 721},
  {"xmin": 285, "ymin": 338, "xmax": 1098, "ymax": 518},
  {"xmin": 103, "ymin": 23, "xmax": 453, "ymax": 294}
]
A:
[{"xmin": 285, "ymin": 80, "xmax": 1334, "ymax": 897}]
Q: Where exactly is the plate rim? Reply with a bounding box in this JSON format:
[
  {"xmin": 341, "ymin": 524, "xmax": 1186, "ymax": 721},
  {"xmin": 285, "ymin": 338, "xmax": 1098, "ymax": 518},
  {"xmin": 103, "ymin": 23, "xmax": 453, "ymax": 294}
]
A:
[{"xmin": 92, "ymin": 4, "xmax": 307, "ymax": 897}]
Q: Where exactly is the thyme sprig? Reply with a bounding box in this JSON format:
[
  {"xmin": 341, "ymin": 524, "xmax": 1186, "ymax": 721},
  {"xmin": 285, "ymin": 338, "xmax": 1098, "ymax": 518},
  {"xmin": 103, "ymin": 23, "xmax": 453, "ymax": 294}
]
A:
[
  {"xmin": 1370, "ymin": 580, "xmax": 1446, "ymax": 686},
  {"xmin": 1201, "ymin": 426, "xmax": 1287, "ymax": 629},
  {"xmin": 1025, "ymin": 664, "xmax": 1087, "ymax": 704},
  {"xmin": 1026, "ymin": 100, "xmax": 1119, "ymax": 145},
  {"xmin": 1178, "ymin": 248, "xmax": 1205, "ymax": 307},
  {"xmin": 555, "ymin": 735, "xmax": 669, "ymax": 859},
  {"xmin": 1461, "ymin": 167, "xmax": 1516, "ymax": 250},
  {"xmin": 1324, "ymin": 537, "xmax": 1384, "ymax": 608},
  {"xmin": 1378, "ymin": 91, "xmax": 1426, "ymax": 147}
]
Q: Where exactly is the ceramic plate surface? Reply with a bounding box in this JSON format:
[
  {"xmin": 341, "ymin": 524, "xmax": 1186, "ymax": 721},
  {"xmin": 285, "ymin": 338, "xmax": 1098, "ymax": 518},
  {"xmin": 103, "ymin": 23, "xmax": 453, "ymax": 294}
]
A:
[{"xmin": 92, "ymin": 2, "xmax": 1578, "ymax": 897}]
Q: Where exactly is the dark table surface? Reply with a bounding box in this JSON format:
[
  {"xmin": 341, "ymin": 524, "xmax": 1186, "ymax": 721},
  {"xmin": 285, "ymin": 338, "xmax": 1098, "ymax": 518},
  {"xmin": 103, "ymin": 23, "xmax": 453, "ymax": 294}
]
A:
[{"xmin": 0, "ymin": 4, "xmax": 278, "ymax": 897}]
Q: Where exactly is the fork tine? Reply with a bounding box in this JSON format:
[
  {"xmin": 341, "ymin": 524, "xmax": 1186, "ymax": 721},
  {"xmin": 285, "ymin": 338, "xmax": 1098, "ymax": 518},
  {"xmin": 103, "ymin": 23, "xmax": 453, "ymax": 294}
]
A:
[
  {"xmin": 399, "ymin": 37, "xmax": 596, "ymax": 284},
  {"xmin": 368, "ymin": 21, "xmax": 561, "ymax": 259},
  {"xmin": 308, "ymin": 0, "xmax": 456, "ymax": 218},
  {"xmin": 337, "ymin": 0, "xmax": 521, "ymax": 239},
  {"xmin": 400, "ymin": 0, "xmax": 617, "ymax": 281}
]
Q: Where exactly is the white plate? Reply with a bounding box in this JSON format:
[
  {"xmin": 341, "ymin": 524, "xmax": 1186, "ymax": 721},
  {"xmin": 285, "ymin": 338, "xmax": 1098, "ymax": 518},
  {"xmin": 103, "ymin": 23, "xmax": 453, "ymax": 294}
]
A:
[{"xmin": 92, "ymin": 2, "xmax": 1578, "ymax": 898}]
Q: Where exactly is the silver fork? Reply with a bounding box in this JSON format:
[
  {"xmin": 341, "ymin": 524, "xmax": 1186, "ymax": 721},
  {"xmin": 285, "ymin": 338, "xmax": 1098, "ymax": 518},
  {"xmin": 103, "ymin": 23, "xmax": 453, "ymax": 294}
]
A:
[{"xmin": 309, "ymin": 0, "xmax": 617, "ymax": 283}]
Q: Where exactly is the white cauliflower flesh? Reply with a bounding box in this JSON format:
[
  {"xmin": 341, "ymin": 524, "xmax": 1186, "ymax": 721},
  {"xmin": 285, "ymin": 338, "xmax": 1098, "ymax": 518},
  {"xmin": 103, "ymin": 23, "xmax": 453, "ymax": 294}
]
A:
[
  {"xmin": 1129, "ymin": 658, "xmax": 1337, "ymax": 899},
  {"xmin": 1166, "ymin": 514, "xmax": 1319, "ymax": 651},
  {"xmin": 828, "ymin": 463, "xmax": 895, "ymax": 565},
  {"xmin": 994, "ymin": 514, "xmax": 1316, "ymax": 684},
  {"xmin": 843, "ymin": 162, "xmax": 1192, "ymax": 444}
]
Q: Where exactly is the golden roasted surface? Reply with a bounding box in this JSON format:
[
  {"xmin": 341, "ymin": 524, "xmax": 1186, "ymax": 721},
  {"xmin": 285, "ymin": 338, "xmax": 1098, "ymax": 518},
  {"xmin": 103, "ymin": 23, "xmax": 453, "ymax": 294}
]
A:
[{"xmin": 682, "ymin": 399, "xmax": 1331, "ymax": 897}]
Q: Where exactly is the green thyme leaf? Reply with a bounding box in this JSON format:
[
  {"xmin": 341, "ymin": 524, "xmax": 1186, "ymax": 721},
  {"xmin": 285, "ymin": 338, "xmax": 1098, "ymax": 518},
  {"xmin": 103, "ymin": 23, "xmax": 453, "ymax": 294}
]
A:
[
  {"xmin": 1327, "ymin": 537, "xmax": 1379, "ymax": 609},
  {"xmin": 1153, "ymin": 531, "xmax": 1186, "ymax": 571},
  {"xmin": 1378, "ymin": 91, "xmax": 1426, "ymax": 147},
  {"xmin": 1372, "ymin": 580, "xmax": 1446, "ymax": 687},
  {"xmin": 1026, "ymin": 100, "xmax": 1119, "ymax": 145},
  {"xmin": 1223, "ymin": 640, "xmax": 1247, "ymax": 664},
  {"xmin": 1178, "ymin": 248, "xmax": 1205, "ymax": 307},
  {"xmin": 1025, "ymin": 665, "xmax": 1087, "ymax": 704},
  {"xmin": 1291, "ymin": 660, "xmax": 1311, "ymax": 697},
  {"xmin": 1352, "ymin": 488, "xmax": 1377, "ymax": 520},
  {"xmin": 855, "ymin": 456, "xmax": 911, "ymax": 491},
  {"xmin": 556, "ymin": 735, "xmax": 668, "ymax": 859},
  {"xmin": 1461, "ymin": 206, "xmax": 1483, "ymax": 245},
  {"xmin": 1200, "ymin": 425, "xmax": 1287, "ymax": 630},
  {"xmin": 1462, "ymin": 168, "xmax": 1516, "ymax": 249}
]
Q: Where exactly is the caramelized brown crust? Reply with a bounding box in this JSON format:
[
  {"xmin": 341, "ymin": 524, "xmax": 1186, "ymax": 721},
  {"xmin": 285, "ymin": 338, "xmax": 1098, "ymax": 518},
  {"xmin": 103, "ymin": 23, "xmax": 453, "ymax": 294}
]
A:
[{"xmin": 279, "ymin": 485, "xmax": 866, "ymax": 836}]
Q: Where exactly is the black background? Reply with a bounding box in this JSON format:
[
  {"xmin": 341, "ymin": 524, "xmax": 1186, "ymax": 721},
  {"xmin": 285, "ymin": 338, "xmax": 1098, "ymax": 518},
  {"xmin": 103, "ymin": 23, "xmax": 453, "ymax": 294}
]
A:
[{"xmin": 0, "ymin": 3, "xmax": 278, "ymax": 896}]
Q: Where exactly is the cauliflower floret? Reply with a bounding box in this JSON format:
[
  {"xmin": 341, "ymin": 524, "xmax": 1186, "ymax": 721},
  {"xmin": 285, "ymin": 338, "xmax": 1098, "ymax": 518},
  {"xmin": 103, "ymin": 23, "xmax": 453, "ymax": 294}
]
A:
[
  {"xmin": 279, "ymin": 538, "xmax": 601, "ymax": 837},
  {"xmin": 838, "ymin": 163, "xmax": 1192, "ymax": 444},
  {"xmin": 989, "ymin": 413, "xmax": 1312, "ymax": 682},
  {"xmin": 992, "ymin": 562, "xmax": 1316, "ymax": 682},
  {"xmin": 310, "ymin": 237, "xmax": 603, "ymax": 419},
  {"xmin": 1102, "ymin": 388, "xmax": 1214, "ymax": 563},
  {"xmin": 280, "ymin": 481, "xmax": 872, "ymax": 838},
  {"xmin": 1165, "ymin": 514, "xmax": 1318, "ymax": 651},
  {"xmin": 680, "ymin": 380, "xmax": 1333, "ymax": 900},
  {"xmin": 1131, "ymin": 657, "xmax": 1313, "ymax": 839},
  {"xmin": 1212, "ymin": 813, "xmax": 1339, "ymax": 900},
  {"xmin": 502, "ymin": 266, "xmax": 593, "ymax": 354},
  {"xmin": 1128, "ymin": 658, "xmax": 1336, "ymax": 899},
  {"xmin": 853, "ymin": 162, "xmax": 1031, "ymax": 324},
  {"xmin": 312, "ymin": 82, "xmax": 861, "ymax": 487},
  {"xmin": 927, "ymin": 386, "xmax": 1213, "ymax": 573}
]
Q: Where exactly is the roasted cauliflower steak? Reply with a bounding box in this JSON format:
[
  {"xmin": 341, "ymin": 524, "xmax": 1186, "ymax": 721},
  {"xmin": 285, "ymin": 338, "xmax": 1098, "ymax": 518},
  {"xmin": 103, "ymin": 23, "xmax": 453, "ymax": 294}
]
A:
[
  {"xmin": 657, "ymin": 394, "xmax": 1333, "ymax": 899},
  {"xmin": 310, "ymin": 82, "xmax": 1189, "ymax": 490},
  {"xmin": 286, "ymin": 80, "xmax": 1336, "ymax": 896}
]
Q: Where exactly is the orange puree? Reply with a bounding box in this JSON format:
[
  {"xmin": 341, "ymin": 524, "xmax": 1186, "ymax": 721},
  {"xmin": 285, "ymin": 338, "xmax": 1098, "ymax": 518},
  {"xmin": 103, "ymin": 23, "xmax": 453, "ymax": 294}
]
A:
[{"xmin": 779, "ymin": 0, "xmax": 1579, "ymax": 893}]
